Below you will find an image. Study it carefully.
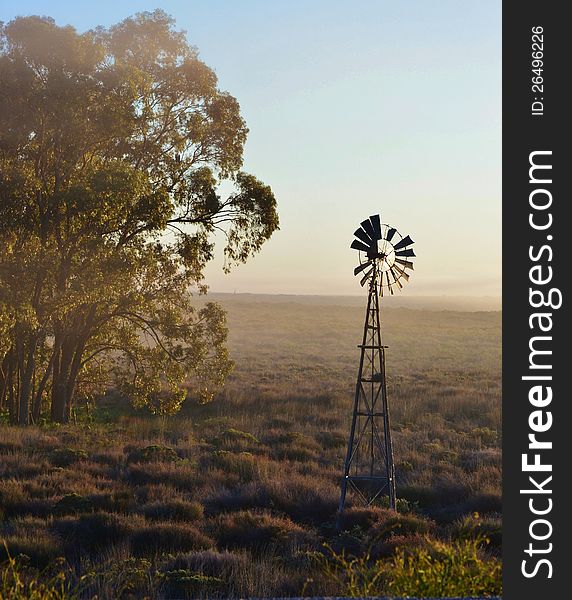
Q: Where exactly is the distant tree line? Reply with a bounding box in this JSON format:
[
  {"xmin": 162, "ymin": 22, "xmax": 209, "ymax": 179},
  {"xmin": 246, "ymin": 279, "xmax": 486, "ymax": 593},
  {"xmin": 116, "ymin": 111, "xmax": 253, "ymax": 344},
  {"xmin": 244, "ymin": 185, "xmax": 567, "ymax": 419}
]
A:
[{"xmin": 0, "ymin": 10, "xmax": 278, "ymax": 424}]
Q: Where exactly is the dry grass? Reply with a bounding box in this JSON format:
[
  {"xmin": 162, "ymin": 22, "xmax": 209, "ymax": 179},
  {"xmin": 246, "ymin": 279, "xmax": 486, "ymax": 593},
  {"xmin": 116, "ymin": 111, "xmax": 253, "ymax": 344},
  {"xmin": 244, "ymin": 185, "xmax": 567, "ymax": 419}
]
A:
[{"xmin": 0, "ymin": 297, "xmax": 501, "ymax": 598}]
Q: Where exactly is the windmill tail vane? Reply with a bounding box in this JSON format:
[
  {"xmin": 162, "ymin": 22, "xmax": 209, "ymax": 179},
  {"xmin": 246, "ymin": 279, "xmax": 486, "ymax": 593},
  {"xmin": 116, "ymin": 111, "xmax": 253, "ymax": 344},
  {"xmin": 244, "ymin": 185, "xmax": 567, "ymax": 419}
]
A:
[{"xmin": 337, "ymin": 214, "xmax": 415, "ymax": 523}]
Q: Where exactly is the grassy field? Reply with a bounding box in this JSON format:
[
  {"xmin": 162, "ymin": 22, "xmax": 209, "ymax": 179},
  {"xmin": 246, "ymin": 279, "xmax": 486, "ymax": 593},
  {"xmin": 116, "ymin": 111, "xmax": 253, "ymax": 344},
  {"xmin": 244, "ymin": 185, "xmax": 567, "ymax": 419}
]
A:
[{"xmin": 0, "ymin": 295, "xmax": 501, "ymax": 598}]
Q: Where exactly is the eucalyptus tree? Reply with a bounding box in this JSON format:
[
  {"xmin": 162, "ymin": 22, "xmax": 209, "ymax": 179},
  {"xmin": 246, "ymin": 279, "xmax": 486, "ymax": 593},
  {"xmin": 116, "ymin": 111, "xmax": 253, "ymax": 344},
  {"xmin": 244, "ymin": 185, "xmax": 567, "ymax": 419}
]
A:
[{"xmin": 0, "ymin": 11, "xmax": 278, "ymax": 423}]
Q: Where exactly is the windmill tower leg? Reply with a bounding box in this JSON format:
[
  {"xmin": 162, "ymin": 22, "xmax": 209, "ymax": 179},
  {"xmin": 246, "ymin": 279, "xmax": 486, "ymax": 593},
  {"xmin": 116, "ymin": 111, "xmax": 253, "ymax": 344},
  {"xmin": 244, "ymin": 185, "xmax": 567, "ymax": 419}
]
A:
[{"xmin": 337, "ymin": 265, "xmax": 396, "ymax": 524}]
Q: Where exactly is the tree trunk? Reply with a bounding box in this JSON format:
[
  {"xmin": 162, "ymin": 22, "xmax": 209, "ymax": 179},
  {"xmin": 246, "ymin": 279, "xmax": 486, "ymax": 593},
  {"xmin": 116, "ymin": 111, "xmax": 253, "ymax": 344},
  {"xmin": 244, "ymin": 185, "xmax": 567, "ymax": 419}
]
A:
[
  {"xmin": 50, "ymin": 334, "xmax": 69, "ymax": 423},
  {"xmin": 32, "ymin": 353, "xmax": 54, "ymax": 423},
  {"xmin": 7, "ymin": 357, "xmax": 15, "ymax": 424},
  {"xmin": 0, "ymin": 352, "xmax": 9, "ymax": 411},
  {"xmin": 18, "ymin": 343, "xmax": 36, "ymax": 426}
]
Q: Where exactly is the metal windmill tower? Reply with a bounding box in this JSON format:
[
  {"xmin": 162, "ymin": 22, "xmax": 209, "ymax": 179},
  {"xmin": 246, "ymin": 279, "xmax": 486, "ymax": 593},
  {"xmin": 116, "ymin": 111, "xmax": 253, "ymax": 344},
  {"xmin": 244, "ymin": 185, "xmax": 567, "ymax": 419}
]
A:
[{"xmin": 338, "ymin": 214, "xmax": 415, "ymax": 516}]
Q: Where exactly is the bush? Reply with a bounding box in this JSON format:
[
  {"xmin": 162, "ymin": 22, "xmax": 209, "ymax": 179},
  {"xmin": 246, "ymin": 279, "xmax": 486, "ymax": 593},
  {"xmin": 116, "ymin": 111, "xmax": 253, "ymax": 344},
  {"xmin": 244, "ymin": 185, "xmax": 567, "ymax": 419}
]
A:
[
  {"xmin": 0, "ymin": 525, "xmax": 63, "ymax": 569},
  {"xmin": 314, "ymin": 537, "xmax": 501, "ymax": 598},
  {"xmin": 54, "ymin": 493, "xmax": 94, "ymax": 516},
  {"xmin": 336, "ymin": 507, "xmax": 386, "ymax": 532},
  {"xmin": 386, "ymin": 537, "xmax": 502, "ymax": 597},
  {"xmin": 211, "ymin": 450, "xmax": 259, "ymax": 481},
  {"xmin": 131, "ymin": 523, "xmax": 213, "ymax": 555},
  {"xmin": 369, "ymin": 511, "xmax": 435, "ymax": 542},
  {"xmin": 452, "ymin": 512, "xmax": 502, "ymax": 551},
  {"xmin": 79, "ymin": 556, "xmax": 153, "ymax": 600},
  {"xmin": 53, "ymin": 513, "xmax": 139, "ymax": 555},
  {"xmin": 161, "ymin": 549, "xmax": 248, "ymax": 578},
  {"xmin": 161, "ymin": 570, "xmax": 223, "ymax": 597},
  {"xmin": 212, "ymin": 511, "xmax": 315, "ymax": 551},
  {"xmin": 0, "ymin": 550, "xmax": 74, "ymax": 600},
  {"xmin": 48, "ymin": 448, "xmax": 88, "ymax": 468},
  {"xmin": 142, "ymin": 500, "xmax": 203, "ymax": 522},
  {"xmin": 205, "ymin": 476, "xmax": 339, "ymax": 526},
  {"xmin": 126, "ymin": 445, "xmax": 180, "ymax": 464},
  {"xmin": 316, "ymin": 431, "xmax": 347, "ymax": 449},
  {"xmin": 0, "ymin": 480, "xmax": 29, "ymax": 517},
  {"xmin": 215, "ymin": 429, "xmax": 260, "ymax": 450}
]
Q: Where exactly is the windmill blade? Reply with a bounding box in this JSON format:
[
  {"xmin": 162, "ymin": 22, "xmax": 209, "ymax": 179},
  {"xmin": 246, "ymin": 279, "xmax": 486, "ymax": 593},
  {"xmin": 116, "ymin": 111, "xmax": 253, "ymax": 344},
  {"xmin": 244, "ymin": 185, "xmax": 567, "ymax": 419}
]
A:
[
  {"xmin": 360, "ymin": 218, "xmax": 376, "ymax": 240},
  {"xmin": 354, "ymin": 260, "xmax": 373, "ymax": 276},
  {"xmin": 390, "ymin": 267, "xmax": 403, "ymax": 289},
  {"xmin": 395, "ymin": 248, "xmax": 416, "ymax": 258},
  {"xmin": 350, "ymin": 239, "xmax": 372, "ymax": 253},
  {"xmin": 369, "ymin": 215, "xmax": 382, "ymax": 240},
  {"xmin": 393, "ymin": 265, "xmax": 410, "ymax": 281},
  {"xmin": 353, "ymin": 227, "xmax": 373, "ymax": 245},
  {"xmin": 386, "ymin": 227, "xmax": 397, "ymax": 242},
  {"xmin": 393, "ymin": 234, "xmax": 415, "ymax": 251},
  {"xmin": 395, "ymin": 258, "xmax": 414, "ymax": 271},
  {"xmin": 360, "ymin": 267, "xmax": 374, "ymax": 286},
  {"xmin": 385, "ymin": 272, "xmax": 394, "ymax": 295}
]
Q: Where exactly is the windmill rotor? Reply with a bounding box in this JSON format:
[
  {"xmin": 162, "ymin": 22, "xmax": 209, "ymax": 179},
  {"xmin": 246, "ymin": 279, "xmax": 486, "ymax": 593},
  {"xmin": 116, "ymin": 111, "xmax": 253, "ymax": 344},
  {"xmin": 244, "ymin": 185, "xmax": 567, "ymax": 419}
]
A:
[{"xmin": 350, "ymin": 215, "xmax": 415, "ymax": 295}]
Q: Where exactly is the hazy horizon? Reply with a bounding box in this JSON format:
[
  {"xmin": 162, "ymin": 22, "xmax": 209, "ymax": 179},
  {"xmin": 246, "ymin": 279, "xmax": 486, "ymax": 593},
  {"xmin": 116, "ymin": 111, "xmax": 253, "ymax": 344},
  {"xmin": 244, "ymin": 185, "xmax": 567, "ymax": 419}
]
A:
[{"xmin": 205, "ymin": 291, "xmax": 502, "ymax": 312}]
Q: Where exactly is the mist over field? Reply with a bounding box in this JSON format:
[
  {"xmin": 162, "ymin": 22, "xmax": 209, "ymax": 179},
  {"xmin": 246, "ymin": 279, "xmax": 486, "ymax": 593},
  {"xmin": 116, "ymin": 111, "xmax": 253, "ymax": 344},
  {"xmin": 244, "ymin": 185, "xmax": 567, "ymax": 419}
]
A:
[{"xmin": 0, "ymin": 294, "xmax": 502, "ymax": 597}]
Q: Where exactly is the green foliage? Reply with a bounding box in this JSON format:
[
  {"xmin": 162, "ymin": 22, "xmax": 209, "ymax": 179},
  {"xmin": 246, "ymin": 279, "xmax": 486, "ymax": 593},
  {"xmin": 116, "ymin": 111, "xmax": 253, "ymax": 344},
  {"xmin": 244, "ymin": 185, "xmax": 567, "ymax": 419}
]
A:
[
  {"xmin": 0, "ymin": 545, "xmax": 75, "ymax": 600},
  {"xmin": 126, "ymin": 444, "xmax": 180, "ymax": 463},
  {"xmin": 213, "ymin": 450, "xmax": 259, "ymax": 481},
  {"xmin": 387, "ymin": 537, "xmax": 502, "ymax": 597},
  {"xmin": 309, "ymin": 544, "xmax": 385, "ymax": 597},
  {"xmin": 80, "ymin": 556, "xmax": 153, "ymax": 600},
  {"xmin": 54, "ymin": 493, "xmax": 94, "ymax": 516},
  {"xmin": 216, "ymin": 428, "xmax": 260, "ymax": 449},
  {"xmin": 0, "ymin": 10, "xmax": 278, "ymax": 424},
  {"xmin": 162, "ymin": 569, "xmax": 223, "ymax": 595},
  {"xmin": 47, "ymin": 448, "xmax": 88, "ymax": 467},
  {"xmin": 313, "ymin": 538, "xmax": 501, "ymax": 598}
]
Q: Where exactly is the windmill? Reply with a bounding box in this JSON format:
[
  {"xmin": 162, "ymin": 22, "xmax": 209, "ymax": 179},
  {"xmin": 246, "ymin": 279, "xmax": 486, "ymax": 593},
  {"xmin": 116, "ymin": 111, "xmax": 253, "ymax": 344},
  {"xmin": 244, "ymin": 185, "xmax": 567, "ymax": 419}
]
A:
[{"xmin": 338, "ymin": 214, "xmax": 415, "ymax": 517}]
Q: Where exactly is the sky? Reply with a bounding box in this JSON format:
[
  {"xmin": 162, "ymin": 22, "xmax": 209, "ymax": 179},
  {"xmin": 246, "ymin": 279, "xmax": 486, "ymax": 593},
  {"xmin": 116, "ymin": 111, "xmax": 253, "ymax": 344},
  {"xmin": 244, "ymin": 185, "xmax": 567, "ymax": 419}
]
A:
[{"xmin": 0, "ymin": 1, "xmax": 501, "ymax": 296}]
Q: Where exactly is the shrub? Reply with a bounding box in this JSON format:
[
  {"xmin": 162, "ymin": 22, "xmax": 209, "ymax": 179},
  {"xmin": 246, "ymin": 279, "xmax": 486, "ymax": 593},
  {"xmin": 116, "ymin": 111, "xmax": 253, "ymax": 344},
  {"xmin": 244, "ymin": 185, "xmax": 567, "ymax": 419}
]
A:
[
  {"xmin": 161, "ymin": 570, "xmax": 223, "ymax": 597},
  {"xmin": 309, "ymin": 544, "xmax": 385, "ymax": 597},
  {"xmin": 89, "ymin": 490, "xmax": 137, "ymax": 514},
  {"xmin": 210, "ymin": 450, "xmax": 269, "ymax": 482},
  {"xmin": 206, "ymin": 476, "xmax": 339, "ymax": 525},
  {"xmin": 53, "ymin": 513, "xmax": 139, "ymax": 555},
  {"xmin": 48, "ymin": 448, "xmax": 88, "ymax": 468},
  {"xmin": 126, "ymin": 445, "xmax": 180, "ymax": 464},
  {"xmin": 0, "ymin": 480, "xmax": 29, "ymax": 517},
  {"xmin": 54, "ymin": 494, "xmax": 94, "ymax": 516},
  {"xmin": 266, "ymin": 431, "xmax": 321, "ymax": 462},
  {"xmin": 161, "ymin": 549, "xmax": 248, "ymax": 577},
  {"xmin": 0, "ymin": 549, "xmax": 74, "ymax": 600},
  {"xmin": 369, "ymin": 511, "xmax": 434, "ymax": 541},
  {"xmin": 79, "ymin": 556, "xmax": 153, "ymax": 600},
  {"xmin": 131, "ymin": 523, "xmax": 213, "ymax": 556},
  {"xmin": 452, "ymin": 512, "xmax": 502, "ymax": 551},
  {"xmin": 0, "ymin": 518, "xmax": 63, "ymax": 568},
  {"xmin": 125, "ymin": 460, "xmax": 198, "ymax": 489},
  {"xmin": 386, "ymin": 537, "xmax": 502, "ymax": 597},
  {"xmin": 471, "ymin": 427, "xmax": 498, "ymax": 445},
  {"xmin": 212, "ymin": 510, "xmax": 315, "ymax": 551},
  {"xmin": 336, "ymin": 507, "xmax": 386, "ymax": 532},
  {"xmin": 215, "ymin": 428, "xmax": 260, "ymax": 450},
  {"xmin": 316, "ymin": 431, "xmax": 347, "ymax": 449},
  {"xmin": 142, "ymin": 500, "xmax": 203, "ymax": 522}
]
